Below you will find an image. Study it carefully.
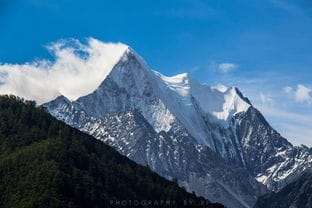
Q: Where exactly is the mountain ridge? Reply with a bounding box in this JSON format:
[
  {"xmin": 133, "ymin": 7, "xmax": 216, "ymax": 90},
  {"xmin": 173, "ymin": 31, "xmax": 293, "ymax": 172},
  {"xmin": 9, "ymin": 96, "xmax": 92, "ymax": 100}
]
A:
[{"xmin": 44, "ymin": 44, "xmax": 312, "ymax": 207}]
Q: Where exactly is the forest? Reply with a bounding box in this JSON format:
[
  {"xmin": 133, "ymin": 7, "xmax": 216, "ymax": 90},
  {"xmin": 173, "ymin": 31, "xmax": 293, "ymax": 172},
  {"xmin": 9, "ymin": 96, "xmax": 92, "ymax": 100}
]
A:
[{"xmin": 0, "ymin": 95, "xmax": 224, "ymax": 208}]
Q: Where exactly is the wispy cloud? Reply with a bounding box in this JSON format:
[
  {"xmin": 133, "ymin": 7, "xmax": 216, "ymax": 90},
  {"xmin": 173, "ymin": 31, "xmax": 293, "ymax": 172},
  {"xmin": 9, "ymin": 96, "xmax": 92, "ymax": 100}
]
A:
[
  {"xmin": 284, "ymin": 84, "xmax": 312, "ymax": 104},
  {"xmin": 0, "ymin": 38, "xmax": 128, "ymax": 104},
  {"xmin": 218, "ymin": 63, "xmax": 237, "ymax": 73}
]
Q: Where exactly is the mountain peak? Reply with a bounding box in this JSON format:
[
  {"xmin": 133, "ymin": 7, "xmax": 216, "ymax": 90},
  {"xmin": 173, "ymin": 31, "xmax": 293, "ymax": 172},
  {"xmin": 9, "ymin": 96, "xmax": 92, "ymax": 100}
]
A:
[
  {"xmin": 232, "ymin": 87, "xmax": 252, "ymax": 105},
  {"xmin": 44, "ymin": 94, "xmax": 70, "ymax": 106},
  {"xmin": 54, "ymin": 40, "xmax": 130, "ymax": 102},
  {"xmin": 117, "ymin": 46, "xmax": 149, "ymax": 69},
  {"xmin": 42, "ymin": 39, "xmax": 312, "ymax": 208}
]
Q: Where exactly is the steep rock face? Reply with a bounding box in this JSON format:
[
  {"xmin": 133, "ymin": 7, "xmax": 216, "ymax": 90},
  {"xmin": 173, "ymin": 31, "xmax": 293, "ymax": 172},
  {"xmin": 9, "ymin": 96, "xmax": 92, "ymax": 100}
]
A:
[
  {"xmin": 44, "ymin": 46, "xmax": 311, "ymax": 207},
  {"xmin": 234, "ymin": 107, "xmax": 312, "ymax": 191},
  {"xmin": 46, "ymin": 96, "xmax": 266, "ymax": 208},
  {"xmin": 254, "ymin": 171, "xmax": 312, "ymax": 208}
]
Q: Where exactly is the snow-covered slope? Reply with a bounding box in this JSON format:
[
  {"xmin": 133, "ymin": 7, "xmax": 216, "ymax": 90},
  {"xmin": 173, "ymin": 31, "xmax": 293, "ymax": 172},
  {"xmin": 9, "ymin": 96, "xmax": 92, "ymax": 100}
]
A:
[
  {"xmin": 44, "ymin": 44, "xmax": 312, "ymax": 207},
  {"xmin": 151, "ymin": 70, "xmax": 251, "ymax": 145}
]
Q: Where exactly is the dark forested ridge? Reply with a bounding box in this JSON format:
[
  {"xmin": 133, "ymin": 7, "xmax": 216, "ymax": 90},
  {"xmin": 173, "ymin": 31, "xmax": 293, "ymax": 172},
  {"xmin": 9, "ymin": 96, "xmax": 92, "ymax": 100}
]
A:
[
  {"xmin": 254, "ymin": 171, "xmax": 312, "ymax": 208},
  {"xmin": 0, "ymin": 95, "xmax": 224, "ymax": 208}
]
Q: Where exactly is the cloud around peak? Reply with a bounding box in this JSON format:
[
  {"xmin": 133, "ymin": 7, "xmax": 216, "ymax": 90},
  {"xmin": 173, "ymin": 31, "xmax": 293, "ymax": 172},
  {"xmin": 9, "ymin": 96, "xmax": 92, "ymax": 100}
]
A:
[{"xmin": 0, "ymin": 38, "xmax": 128, "ymax": 104}]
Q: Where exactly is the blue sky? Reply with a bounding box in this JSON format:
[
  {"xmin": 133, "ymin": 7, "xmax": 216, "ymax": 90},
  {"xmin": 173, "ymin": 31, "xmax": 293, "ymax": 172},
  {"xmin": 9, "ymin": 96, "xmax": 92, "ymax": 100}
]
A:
[{"xmin": 0, "ymin": 0, "xmax": 311, "ymax": 146}]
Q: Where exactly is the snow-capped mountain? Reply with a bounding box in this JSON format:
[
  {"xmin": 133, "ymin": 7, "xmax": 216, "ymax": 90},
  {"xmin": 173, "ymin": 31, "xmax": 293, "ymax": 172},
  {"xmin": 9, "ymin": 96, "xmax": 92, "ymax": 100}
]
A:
[{"xmin": 44, "ymin": 45, "xmax": 312, "ymax": 208}]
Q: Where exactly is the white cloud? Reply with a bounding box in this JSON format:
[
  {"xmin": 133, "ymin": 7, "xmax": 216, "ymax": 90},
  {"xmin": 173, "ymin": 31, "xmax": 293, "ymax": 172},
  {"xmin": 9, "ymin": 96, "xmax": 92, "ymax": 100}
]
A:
[
  {"xmin": 295, "ymin": 84, "xmax": 312, "ymax": 103},
  {"xmin": 283, "ymin": 84, "xmax": 312, "ymax": 104},
  {"xmin": 0, "ymin": 38, "xmax": 128, "ymax": 104},
  {"xmin": 218, "ymin": 63, "xmax": 237, "ymax": 73}
]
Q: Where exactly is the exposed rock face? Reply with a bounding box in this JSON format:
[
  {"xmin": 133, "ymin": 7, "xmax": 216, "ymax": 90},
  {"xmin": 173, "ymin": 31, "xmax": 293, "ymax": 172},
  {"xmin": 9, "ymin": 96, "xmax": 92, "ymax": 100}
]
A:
[
  {"xmin": 254, "ymin": 171, "xmax": 312, "ymax": 208},
  {"xmin": 44, "ymin": 47, "xmax": 311, "ymax": 208},
  {"xmin": 234, "ymin": 107, "xmax": 312, "ymax": 191}
]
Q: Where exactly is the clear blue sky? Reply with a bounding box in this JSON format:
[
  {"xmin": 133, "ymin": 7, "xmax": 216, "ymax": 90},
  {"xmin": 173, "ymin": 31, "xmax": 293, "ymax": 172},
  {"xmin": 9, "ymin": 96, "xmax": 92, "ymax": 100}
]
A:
[{"xmin": 1, "ymin": 0, "xmax": 312, "ymax": 146}]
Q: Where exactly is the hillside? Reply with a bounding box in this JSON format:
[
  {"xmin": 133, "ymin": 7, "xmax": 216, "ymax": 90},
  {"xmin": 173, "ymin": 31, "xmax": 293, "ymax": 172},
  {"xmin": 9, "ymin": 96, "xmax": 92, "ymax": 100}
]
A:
[{"xmin": 0, "ymin": 95, "xmax": 223, "ymax": 208}]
